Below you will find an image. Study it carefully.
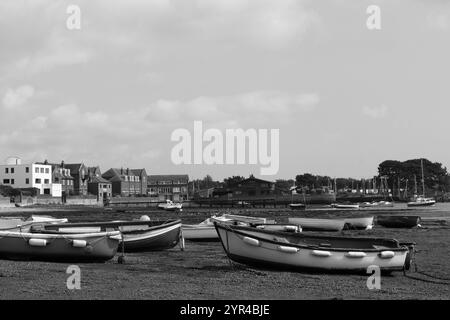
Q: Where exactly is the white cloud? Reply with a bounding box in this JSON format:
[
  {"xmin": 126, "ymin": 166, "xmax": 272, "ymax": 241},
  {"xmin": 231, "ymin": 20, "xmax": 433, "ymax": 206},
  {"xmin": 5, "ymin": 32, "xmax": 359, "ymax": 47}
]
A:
[
  {"xmin": 427, "ymin": 13, "xmax": 449, "ymax": 31},
  {"xmin": 2, "ymin": 85, "xmax": 35, "ymax": 109},
  {"xmin": 362, "ymin": 105, "xmax": 388, "ymax": 119}
]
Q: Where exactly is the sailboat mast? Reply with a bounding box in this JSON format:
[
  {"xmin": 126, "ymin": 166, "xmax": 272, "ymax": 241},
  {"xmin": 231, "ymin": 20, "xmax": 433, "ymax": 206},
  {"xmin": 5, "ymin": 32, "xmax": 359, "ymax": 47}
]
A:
[{"xmin": 421, "ymin": 159, "xmax": 425, "ymax": 196}]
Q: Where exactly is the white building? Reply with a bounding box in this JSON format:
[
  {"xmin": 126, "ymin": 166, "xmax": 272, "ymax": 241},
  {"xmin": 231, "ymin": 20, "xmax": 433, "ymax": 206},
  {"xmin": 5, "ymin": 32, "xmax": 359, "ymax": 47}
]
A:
[{"xmin": 0, "ymin": 157, "xmax": 62, "ymax": 197}]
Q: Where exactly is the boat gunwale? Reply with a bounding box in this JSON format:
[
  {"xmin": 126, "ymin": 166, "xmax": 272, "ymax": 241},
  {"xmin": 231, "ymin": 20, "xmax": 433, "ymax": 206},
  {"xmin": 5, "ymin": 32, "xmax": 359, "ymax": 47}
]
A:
[{"xmin": 214, "ymin": 223, "xmax": 408, "ymax": 253}]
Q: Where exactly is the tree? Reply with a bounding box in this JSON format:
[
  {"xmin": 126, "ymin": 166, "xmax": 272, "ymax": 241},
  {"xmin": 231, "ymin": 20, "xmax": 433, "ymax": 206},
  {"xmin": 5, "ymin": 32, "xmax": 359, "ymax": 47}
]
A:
[{"xmin": 223, "ymin": 176, "xmax": 245, "ymax": 187}]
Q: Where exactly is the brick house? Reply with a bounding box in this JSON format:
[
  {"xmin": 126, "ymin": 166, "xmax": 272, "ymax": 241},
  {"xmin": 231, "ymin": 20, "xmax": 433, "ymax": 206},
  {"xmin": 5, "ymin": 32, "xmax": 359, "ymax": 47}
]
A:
[
  {"xmin": 64, "ymin": 163, "xmax": 89, "ymax": 196},
  {"xmin": 147, "ymin": 174, "xmax": 189, "ymax": 201},
  {"xmin": 102, "ymin": 168, "xmax": 148, "ymax": 197},
  {"xmin": 88, "ymin": 176, "xmax": 112, "ymax": 203},
  {"xmin": 51, "ymin": 161, "xmax": 75, "ymax": 195}
]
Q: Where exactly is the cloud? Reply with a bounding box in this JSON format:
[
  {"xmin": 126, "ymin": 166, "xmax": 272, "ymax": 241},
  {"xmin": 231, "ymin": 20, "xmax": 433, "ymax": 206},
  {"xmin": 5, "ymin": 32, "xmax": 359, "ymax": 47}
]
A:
[
  {"xmin": 2, "ymin": 85, "xmax": 35, "ymax": 109},
  {"xmin": 147, "ymin": 91, "xmax": 319, "ymax": 127},
  {"xmin": 427, "ymin": 13, "xmax": 449, "ymax": 31},
  {"xmin": 362, "ymin": 105, "xmax": 388, "ymax": 119}
]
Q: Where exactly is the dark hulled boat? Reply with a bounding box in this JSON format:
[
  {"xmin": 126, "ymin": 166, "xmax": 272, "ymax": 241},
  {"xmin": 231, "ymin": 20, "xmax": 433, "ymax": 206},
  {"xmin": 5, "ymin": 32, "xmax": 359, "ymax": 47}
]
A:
[{"xmin": 376, "ymin": 215, "xmax": 421, "ymax": 228}]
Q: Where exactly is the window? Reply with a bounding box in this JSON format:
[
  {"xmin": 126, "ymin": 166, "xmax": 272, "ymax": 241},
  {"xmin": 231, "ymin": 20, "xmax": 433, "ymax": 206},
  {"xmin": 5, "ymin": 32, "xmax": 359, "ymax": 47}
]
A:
[
  {"xmin": 5, "ymin": 168, "xmax": 8, "ymax": 174},
  {"xmin": 3, "ymin": 179, "xmax": 9, "ymax": 184},
  {"xmin": 45, "ymin": 168, "xmax": 49, "ymax": 174},
  {"xmin": 35, "ymin": 167, "xmax": 39, "ymax": 173},
  {"xmin": 40, "ymin": 168, "xmax": 44, "ymax": 173},
  {"xmin": 11, "ymin": 179, "xmax": 14, "ymax": 185},
  {"xmin": 11, "ymin": 168, "xmax": 14, "ymax": 174},
  {"xmin": 25, "ymin": 178, "xmax": 30, "ymax": 184},
  {"xmin": 35, "ymin": 178, "xmax": 41, "ymax": 184},
  {"xmin": 44, "ymin": 179, "xmax": 49, "ymax": 184},
  {"xmin": 26, "ymin": 167, "xmax": 29, "ymax": 173}
]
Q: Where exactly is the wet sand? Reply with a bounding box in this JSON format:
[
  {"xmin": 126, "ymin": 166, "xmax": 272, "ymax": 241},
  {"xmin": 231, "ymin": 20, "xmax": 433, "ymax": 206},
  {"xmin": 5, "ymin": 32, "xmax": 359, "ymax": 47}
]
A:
[{"xmin": 0, "ymin": 206, "xmax": 449, "ymax": 299}]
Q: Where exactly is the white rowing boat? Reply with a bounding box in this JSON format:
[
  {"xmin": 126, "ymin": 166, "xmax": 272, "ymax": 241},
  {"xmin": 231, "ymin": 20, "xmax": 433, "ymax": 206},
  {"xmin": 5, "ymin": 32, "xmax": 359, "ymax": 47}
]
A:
[{"xmin": 288, "ymin": 217, "xmax": 345, "ymax": 232}]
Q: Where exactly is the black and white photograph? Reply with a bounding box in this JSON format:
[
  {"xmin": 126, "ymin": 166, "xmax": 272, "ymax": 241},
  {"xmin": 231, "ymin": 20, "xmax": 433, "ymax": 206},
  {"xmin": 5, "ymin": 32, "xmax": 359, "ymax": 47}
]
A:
[{"xmin": 0, "ymin": 0, "xmax": 449, "ymax": 307}]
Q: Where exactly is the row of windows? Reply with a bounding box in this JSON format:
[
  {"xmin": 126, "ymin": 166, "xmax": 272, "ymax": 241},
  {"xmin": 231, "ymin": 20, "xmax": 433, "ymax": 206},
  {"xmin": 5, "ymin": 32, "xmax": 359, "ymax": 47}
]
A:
[
  {"xmin": 4, "ymin": 167, "xmax": 50, "ymax": 174},
  {"xmin": 2, "ymin": 178, "xmax": 50, "ymax": 185},
  {"xmin": 149, "ymin": 187, "xmax": 188, "ymax": 193},
  {"xmin": 153, "ymin": 180, "xmax": 187, "ymax": 185},
  {"xmin": 123, "ymin": 176, "xmax": 140, "ymax": 182}
]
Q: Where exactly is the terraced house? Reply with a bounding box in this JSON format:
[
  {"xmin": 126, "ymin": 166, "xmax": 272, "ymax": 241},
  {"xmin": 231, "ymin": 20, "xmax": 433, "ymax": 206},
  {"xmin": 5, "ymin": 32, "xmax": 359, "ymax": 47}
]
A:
[
  {"xmin": 102, "ymin": 168, "xmax": 147, "ymax": 197},
  {"xmin": 147, "ymin": 174, "xmax": 189, "ymax": 202}
]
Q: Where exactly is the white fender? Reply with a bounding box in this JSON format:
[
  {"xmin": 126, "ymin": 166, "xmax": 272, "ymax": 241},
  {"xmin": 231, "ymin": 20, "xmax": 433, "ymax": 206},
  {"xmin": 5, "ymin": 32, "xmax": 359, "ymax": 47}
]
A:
[
  {"xmin": 72, "ymin": 240, "xmax": 87, "ymax": 248},
  {"xmin": 345, "ymin": 251, "xmax": 366, "ymax": 258},
  {"xmin": 277, "ymin": 245, "xmax": 299, "ymax": 254},
  {"xmin": 312, "ymin": 250, "xmax": 331, "ymax": 257},
  {"xmin": 28, "ymin": 238, "xmax": 47, "ymax": 247},
  {"xmin": 379, "ymin": 251, "xmax": 395, "ymax": 259},
  {"xmin": 243, "ymin": 236, "xmax": 260, "ymax": 247}
]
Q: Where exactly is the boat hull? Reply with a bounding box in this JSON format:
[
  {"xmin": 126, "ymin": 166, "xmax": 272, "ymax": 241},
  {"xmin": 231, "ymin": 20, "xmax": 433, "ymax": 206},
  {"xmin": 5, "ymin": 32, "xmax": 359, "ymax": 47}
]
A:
[
  {"xmin": 215, "ymin": 225, "xmax": 409, "ymax": 273},
  {"xmin": 0, "ymin": 231, "xmax": 120, "ymax": 262},
  {"xmin": 377, "ymin": 216, "xmax": 421, "ymax": 228},
  {"xmin": 288, "ymin": 217, "xmax": 345, "ymax": 232},
  {"xmin": 119, "ymin": 220, "xmax": 182, "ymax": 252},
  {"xmin": 182, "ymin": 225, "xmax": 218, "ymax": 241}
]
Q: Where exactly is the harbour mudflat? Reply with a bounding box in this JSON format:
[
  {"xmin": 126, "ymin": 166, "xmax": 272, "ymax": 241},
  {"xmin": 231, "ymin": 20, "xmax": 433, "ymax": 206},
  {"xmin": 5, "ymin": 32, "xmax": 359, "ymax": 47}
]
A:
[{"xmin": 0, "ymin": 206, "xmax": 449, "ymax": 299}]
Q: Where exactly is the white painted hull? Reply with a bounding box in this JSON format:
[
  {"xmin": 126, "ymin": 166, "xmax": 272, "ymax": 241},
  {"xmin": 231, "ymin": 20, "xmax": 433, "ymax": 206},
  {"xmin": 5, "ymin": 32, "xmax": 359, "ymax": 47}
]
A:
[
  {"xmin": 216, "ymin": 225, "xmax": 409, "ymax": 272},
  {"xmin": 288, "ymin": 217, "xmax": 345, "ymax": 231},
  {"xmin": 332, "ymin": 204, "xmax": 360, "ymax": 209}
]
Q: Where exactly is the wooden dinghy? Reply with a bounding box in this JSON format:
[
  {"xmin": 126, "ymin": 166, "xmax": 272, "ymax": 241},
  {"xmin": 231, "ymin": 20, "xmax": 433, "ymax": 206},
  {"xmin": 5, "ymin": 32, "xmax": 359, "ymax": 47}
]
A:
[
  {"xmin": 376, "ymin": 215, "xmax": 421, "ymax": 228},
  {"xmin": 331, "ymin": 203, "xmax": 360, "ymax": 209},
  {"xmin": 0, "ymin": 230, "xmax": 120, "ymax": 262},
  {"xmin": 288, "ymin": 217, "xmax": 345, "ymax": 232},
  {"xmin": 212, "ymin": 215, "xmax": 302, "ymax": 232},
  {"xmin": 289, "ymin": 203, "xmax": 306, "ymax": 210},
  {"xmin": 40, "ymin": 218, "xmax": 182, "ymax": 252},
  {"xmin": 215, "ymin": 223, "xmax": 413, "ymax": 273},
  {"xmin": 0, "ymin": 215, "xmax": 68, "ymax": 232}
]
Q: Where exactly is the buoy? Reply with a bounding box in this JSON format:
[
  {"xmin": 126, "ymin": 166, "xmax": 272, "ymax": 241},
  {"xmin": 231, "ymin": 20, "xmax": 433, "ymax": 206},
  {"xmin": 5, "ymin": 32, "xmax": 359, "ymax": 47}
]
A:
[
  {"xmin": 72, "ymin": 240, "xmax": 87, "ymax": 248},
  {"xmin": 243, "ymin": 237, "xmax": 260, "ymax": 247},
  {"xmin": 139, "ymin": 215, "xmax": 151, "ymax": 221},
  {"xmin": 28, "ymin": 238, "xmax": 47, "ymax": 247},
  {"xmin": 311, "ymin": 250, "xmax": 331, "ymax": 257},
  {"xmin": 277, "ymin": 245, "xmax": 299, "ymax": 253},
  {"xmin": 379, "ymin": 251, "xmax": 395, "ymax": 259},
  {"xmin": 345, "ymin": 251, "xmax": 366, "ymax": 258}
]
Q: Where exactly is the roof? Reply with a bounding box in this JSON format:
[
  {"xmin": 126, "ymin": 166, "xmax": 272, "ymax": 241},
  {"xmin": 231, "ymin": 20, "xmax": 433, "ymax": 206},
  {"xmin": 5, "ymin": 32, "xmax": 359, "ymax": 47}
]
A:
[
  {"xmin": 102, "ymin": 168, "xmax": 147, "ymax": 182},
  {"xmin": 89, "ymin": 176, "xmax": 111, "ymax": 184},
  {"xmin": 64, "ymin": 163, "xmax": 85, "ymax": 172},
  {"xmin": 148, "ymin": 175, "xmax": 189, "ymax": 183}
]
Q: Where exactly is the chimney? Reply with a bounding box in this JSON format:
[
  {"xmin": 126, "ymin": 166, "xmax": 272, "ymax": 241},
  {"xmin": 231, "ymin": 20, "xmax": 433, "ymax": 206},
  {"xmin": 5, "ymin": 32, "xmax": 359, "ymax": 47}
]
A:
[{"xmin": 61, "ymin": 160, "xmax": 65, "ymax": 168}]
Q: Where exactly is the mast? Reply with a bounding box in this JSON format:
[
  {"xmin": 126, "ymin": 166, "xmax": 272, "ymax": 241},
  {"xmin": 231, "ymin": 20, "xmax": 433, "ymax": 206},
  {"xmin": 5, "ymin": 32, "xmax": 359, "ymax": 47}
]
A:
[
  {"xmin": 414, "ymin": 175, "xmax": 417, "ymax": 195},
  {"xmin": 421, "ymin": 159, "xmax": 425, "ymax": 197}
]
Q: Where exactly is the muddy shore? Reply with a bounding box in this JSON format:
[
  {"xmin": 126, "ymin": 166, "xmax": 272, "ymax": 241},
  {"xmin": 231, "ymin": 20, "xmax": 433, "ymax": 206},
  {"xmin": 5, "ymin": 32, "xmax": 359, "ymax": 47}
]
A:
[{"xmin": 0, "ymin": 206, "xmax": 449, "ymax": 299}]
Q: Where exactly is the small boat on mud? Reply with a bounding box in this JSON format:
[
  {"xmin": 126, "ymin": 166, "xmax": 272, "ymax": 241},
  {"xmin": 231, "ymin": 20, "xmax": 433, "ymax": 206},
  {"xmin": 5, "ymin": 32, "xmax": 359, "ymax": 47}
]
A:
[
  {"xmin": 0, "ymin": 215, "xmax": 68, "ymax": 231},
  {"xmin": 377, "ymin": 215, "xmax": 421, "ymax": 228},
  {"xmin": 158, "ymin": 200, "xmax": 183, "ymax": 211},
  {"xmin": 331, "ymin": 203, "xmax": 360, "ymax": 210},
  {"xmin": 288, "ymin": 217, "xmax": 345, "ymax": 232},
  {"xmin": 360, "ymin": 201, "xmax": 394, "ymax": 208},
  {"xmin": 212, "ymin": 215, "xmax": 302, "ymax": 233},
  {"xmin": 407, "ymin": 196, "xmax": 436, "ymax": 207},
  {"xmin": 0, "ymin": 230, "xmax": 121, "ymax": 262},
  {"xmin": 215, "ymin": 223, "xmax": 413, "ymax": 273},
  {"xmin": 40, "ymin": 218, "xmax": 182, "ymax": 252}
]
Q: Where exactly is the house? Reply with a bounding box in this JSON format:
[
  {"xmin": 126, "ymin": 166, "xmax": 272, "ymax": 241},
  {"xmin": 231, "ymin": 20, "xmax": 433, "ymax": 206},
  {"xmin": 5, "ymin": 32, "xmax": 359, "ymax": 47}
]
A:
[
  {"xmin": 147, "ymin": 174, "xmax": 189, "ymax": 201},
  {"xmin": 0, "ymin": 157, "xmax": 61, "ymax": 197},
  {"xmin": 63, "ymin": 163, "xmax": 89, "ymax": 196},
  {"xmin": 102, "ymin": 168, "xmax": 148, "ymax": 197},
  {"xmin": 215, "ymin": 175, "xmax": 283, "ymax": 199},
  {"xmin": 88, "ymin": 176, "xmax": 112, "ymax": 203},
  {"xmin": 50, "ymin": 161, "xmax": 75, "ymax": 195}
]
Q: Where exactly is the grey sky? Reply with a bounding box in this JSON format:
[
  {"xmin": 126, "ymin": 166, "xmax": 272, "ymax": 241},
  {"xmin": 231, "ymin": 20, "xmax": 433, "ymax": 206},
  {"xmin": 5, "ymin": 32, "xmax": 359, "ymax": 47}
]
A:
[{"xmin": 1, "ymin": 0, "xmax": 449, "ymax": 181}]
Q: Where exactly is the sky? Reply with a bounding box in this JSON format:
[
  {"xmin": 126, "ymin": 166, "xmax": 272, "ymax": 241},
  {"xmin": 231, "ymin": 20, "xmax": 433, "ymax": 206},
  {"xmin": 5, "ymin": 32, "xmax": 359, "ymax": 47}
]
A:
[{"xmin": 1, "ymin": 0, "xmax": 449, "ymax": 181}]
